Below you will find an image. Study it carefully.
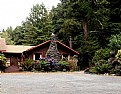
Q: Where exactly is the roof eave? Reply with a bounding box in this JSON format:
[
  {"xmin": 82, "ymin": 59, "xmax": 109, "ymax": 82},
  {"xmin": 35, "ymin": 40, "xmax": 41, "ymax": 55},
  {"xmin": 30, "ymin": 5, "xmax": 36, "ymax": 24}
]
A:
[
  {"xmin": 26, "ymin": 40, "xmax": 51, "ymax": 52},
  {"xmin": 3, "ymin": 52, "xmax": 22, "ymax": 54},
  {"xmin": 56, "ymin": 40, "xmax": 80, "ymax": 55},
  {"xmin": 26, "ymin": 40, "xmax": 79, "ymax": 55}
]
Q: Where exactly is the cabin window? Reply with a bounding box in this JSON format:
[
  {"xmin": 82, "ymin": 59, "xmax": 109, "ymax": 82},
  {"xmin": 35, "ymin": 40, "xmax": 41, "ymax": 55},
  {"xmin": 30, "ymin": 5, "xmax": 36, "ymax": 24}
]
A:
[
  {"xmin": 34, "ymin": 53, "xmax": 42, "ymax": 60},
  {"xmin": 62, "ymin": 54, "xmax": 69, "ymax": 60},
  {"xmin": 63, "ymin": 54, "xmax": 68, "ymax": 58}
]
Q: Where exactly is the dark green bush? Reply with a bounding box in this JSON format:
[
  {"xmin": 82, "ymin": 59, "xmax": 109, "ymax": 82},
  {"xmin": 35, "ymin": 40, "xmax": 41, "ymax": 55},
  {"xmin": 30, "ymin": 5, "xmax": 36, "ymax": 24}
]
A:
[
  {"xmin": 110, "ymin": 65, "xmax": 121, "ymax": 76},
  {"xmin": 39, "ymin": 59, "xmax": 48, "ymax": 71},
  {"xmin": 114, "ymin": 65, "xmax": 121, "ymax": 76},
  {"xmin": 116, "ymin": 50, "xmax": 121, "ymax": 64},
  {"xmin": 0, "ymin": 54, "xmax": 7, "ymax": 72},
  {"xmin": 108, "ymin": 33, "xmax": 121, "ymax": 51},
  {"xmin": 90, "ymin": 48, "xmax": 111, "ymax": 74},
  {"xmin": 59, "ymin": 60, "xmax": 70, "ymax": 71},
  {"xmin": 33, "ymin": 59, "xmax": 51, "ymax": 72},
  {"xmin": 92, "ymin": 48, "xmax": 111, "ymax": 65},
  {"xmin": 20, "ymin": 59, "xmax": 34, "ymax": 71},
  {"xmin": 89, "ymin": 60, "xmax": 111, "ymax": 74},
  {"xmin": 33, "ymin": 61, "xmax": 41, "ymax": 71},
  {"xmin": 0, "ymin": 54, "xmax": 6, "ymax": 65}
]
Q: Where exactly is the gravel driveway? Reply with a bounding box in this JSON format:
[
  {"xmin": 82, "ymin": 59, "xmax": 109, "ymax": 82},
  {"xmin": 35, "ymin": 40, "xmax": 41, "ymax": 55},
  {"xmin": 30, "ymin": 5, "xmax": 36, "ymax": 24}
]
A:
[{"xmin": 0, "ymin": 72, "xmax": 121, "ymax": 94}]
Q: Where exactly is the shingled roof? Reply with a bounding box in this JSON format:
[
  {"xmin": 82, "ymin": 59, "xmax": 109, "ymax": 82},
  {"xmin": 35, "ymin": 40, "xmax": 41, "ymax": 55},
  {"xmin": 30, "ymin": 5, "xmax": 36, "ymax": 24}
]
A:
[
  {"xmin": 0, "ymin": 38, "xmax": 34, "ymax": 53},
  {"xmin": 0, "ymin": 38, "xmax": 79, "ymax": 54},
  {"xmin": 5, "ymin": 45, "xmax": 34, "ymax": 53}
]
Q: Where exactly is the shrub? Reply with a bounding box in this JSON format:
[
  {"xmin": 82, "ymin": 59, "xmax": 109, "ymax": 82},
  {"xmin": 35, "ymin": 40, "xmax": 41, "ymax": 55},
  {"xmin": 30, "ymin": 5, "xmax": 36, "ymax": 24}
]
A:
[
  {"xmin": 20, "ymin": 59, "xmax": 34, "ymax": 71},
  {"xmin": 68, "ymin": 59, "xmax": 77, "ymax": 71},
  {"xmin": 59, "ymin": 60, "xmax": 69, "ymax": 71},
  {"xmin": 108, "ymin": 33, "xmax": 121, "ymax": 51},
  {"xmin": 0, "ymin": 54, "xmax": 7, "ymax": 72},
  {"xmin": 114, "ymin": 65, "xmax": 121, "ymax": 76},
  {"xmin": 92, "ymin": 48, "xmax": 111, "ymax": 65},
  {"xmin": 115, "ymin": 50, "xmax": 121, "ymax": 63},
  {"xmin": 0, "ymin": 54, "xmax": 6, "ymax": 65},
  {"xmin": 89, "ymin": 60, "xmax": 111, "ymax": 74},
  {"xmin": 33, "ymin": 60, "xmax": 41, "ymax": 71},
  {"xmin": 39, "ymin": 59, "xmax": 48, "ymax": 71},
  {"xmin": 110, "ymin": 64, "xmax": 121, "ymax": 76}
]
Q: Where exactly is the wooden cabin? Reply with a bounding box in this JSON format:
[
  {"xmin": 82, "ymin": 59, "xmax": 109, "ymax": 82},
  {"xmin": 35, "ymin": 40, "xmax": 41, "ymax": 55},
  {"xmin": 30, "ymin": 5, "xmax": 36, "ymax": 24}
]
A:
[{"xmin": 0, "ymin": 38, "xmax": 79, "ymax": 67}]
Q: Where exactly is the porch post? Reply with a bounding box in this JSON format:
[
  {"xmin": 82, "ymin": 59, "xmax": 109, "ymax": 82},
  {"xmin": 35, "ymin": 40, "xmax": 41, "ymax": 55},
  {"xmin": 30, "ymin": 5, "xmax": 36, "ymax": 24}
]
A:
[
  {"xmin": 33, "ymin": 54, "xmax": 35, "ymax": 60},
  {"xmin": 68, "ymin": 55, "xmax": 70, "ymax": 61}
]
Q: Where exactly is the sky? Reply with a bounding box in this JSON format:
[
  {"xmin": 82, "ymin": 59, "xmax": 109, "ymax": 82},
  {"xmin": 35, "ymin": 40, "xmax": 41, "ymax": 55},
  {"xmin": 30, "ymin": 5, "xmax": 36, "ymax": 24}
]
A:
[{"xmin": 0, "ymin": 0, "xmax": 60, "ymax": 31}]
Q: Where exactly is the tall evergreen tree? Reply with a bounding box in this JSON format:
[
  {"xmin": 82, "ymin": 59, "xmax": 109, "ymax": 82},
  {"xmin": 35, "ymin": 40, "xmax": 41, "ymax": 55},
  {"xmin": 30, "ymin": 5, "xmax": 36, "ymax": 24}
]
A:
[
  {"xmin": 0, "ymin": 27, "xmax": 14, "ymax": 45},
  {"xmin": 52, "ymin": 0, "xmax": 110, "ymax": 48},
  {"xmin": 12, "ymin": 3, "xmax": 54, "ymax": 45},
  {"xmin": 11, "ymin": 26, "xmax": 25, "ymax": 45}
]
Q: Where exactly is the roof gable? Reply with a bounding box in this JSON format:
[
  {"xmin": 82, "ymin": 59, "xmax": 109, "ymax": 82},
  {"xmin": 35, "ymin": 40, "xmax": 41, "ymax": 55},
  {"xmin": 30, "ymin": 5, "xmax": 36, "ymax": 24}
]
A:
[
  {"xmin": 26, "ymin": 40, "xmax": 51, "ymax": 52},
  {"xmin": 56, "ymin": 40, "xmax": 79, "ymax": 54},
  {"xmin": 26, "ymin": 40, "xmax": 79, "ymax": 55}
]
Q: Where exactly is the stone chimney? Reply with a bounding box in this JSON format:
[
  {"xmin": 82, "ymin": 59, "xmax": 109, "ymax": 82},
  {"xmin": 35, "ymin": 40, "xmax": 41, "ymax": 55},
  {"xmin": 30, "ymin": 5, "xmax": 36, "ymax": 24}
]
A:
[
  {"xmin": 46, "ymin": 33, "xmax": 61, "ymax": 63},
  {"xmin": 0, "ymin": 38, "xmax": 6, "ymax": 51},
  {"xmin": 69, "ymin": 36, "xmax": 72, "ymax": 48}
]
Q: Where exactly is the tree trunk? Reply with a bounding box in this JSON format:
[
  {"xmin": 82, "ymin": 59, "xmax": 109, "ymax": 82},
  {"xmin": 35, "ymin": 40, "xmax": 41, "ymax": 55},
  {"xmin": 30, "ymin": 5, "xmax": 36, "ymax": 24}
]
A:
[{"xmin": 83, "ymin": 20, "xmax": 88, "ymax": 45}]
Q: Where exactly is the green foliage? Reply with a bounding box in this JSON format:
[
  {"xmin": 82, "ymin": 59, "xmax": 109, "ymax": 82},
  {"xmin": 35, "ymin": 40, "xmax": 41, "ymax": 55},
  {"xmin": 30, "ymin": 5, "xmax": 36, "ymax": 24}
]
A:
[
  {"xmin": 20, "ymin": 59, "xmax": 34, "ymax": 71},
  {"xmin": 52, "ymin": 0, "xmax": 110, "ymax": 57},
  {"xmin": 33, "ymin": 61, "xmax": 41, "ymax": 71},
  {"xmin": 11, "ymin": 3, "xmax": 53, "ymax": 46},
  {"xmin": 1, "ymin": 0, "xmax": 119, "ymax": 49},
  {"xmin": 0, "ymin": 27, "xmax": 14, "ymax": 45},
  {"xmin": 92, "ymin": 48, "xmax": 111, "ymax": 64},
  {"xmin": 59, "ymin": 60, "xmax": 69, "ymax": 71},
  {"xmin": 11, "ymin": 26, "xmax": 25, "ymax": 45},
  {"xmin": 109, "ymin": 0, "xmax": 121, "ymax": 23},
  {"xmin": 39, "ymin": 59, "xmax": 48, "ymax": 70},
  {"xmin": 110, "ymin": 63, "xmax": 121, "ymax": 76},
  {"xmin": 21, "ymin": 3, "xmax": 53, "ymax": 45},
  {"xmin": 89, "ymin": 60, "xmax": 111, "ymax": 74},
  {"xmin": 115, "ymin": 50, "xmax": 121, "ymax": 63},
  {"xmin": 90, "ymin": 50, "xmax": 121, "ymax": 75},
  {"xmin": 0, "ymin": 54, "xmax": 7, "ymax": 72},
  {"xmin": 108, "ymin": 33, "xmax": 121, "ymax": 51},
  {"xmin": 60, "ymin": 19, "xmax": 81, "ymax": 36},
  {"xmin": 0, "ymin": 54, "xmax": 6, "ymax": 65},
  {"xmin": 113, "ymin": 65, "xmax": 121, "ymax": 76},
  {"xmin": 59, "ymin": 60, "xmax": 69, "ymax": 67}
]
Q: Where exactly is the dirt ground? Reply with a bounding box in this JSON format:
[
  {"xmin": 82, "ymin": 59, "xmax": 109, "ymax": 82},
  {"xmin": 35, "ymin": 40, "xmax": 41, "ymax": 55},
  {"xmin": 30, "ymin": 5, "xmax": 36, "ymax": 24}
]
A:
[{"xmin": 1, "ymin": 72, "xmax": 121, "ymax": 94}]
